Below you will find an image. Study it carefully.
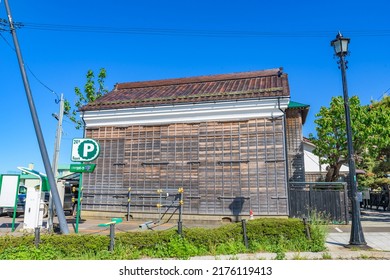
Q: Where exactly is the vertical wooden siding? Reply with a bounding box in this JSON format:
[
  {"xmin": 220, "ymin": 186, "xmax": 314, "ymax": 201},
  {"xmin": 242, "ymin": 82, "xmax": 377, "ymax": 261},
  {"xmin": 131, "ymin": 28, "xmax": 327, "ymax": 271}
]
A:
[
  {"xmin": 285, "ymin": 109, "xmax": 306, "ymax": 182},
  {"xmin": 83, "ymin": 127, "xmax": 126, "ymax": 212},
  {"xmin": 83, "ymin": 118, "xmax": 288, "ymax": 216}
]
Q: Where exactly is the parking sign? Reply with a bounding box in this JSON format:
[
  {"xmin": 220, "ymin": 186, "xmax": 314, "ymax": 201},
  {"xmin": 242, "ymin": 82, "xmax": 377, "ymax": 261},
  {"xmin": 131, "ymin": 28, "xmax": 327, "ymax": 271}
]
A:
[{"xmin": 71, "ymin": 138, "xmax": 100, "ymax": 162}]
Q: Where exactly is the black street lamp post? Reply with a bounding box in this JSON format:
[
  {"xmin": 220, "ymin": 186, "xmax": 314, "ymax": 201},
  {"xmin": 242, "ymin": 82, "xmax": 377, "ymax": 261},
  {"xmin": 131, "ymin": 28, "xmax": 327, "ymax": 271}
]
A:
[{"xmin": 330, "ymin": 32, "xmax": 366, "ymax": 246}]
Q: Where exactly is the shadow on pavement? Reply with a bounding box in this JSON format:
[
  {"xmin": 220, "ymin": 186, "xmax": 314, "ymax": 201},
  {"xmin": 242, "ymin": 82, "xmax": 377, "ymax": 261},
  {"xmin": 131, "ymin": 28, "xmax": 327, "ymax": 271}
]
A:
[{"xmin": 0, "ymin": 223, "xmax": 20, "ymax": 228}]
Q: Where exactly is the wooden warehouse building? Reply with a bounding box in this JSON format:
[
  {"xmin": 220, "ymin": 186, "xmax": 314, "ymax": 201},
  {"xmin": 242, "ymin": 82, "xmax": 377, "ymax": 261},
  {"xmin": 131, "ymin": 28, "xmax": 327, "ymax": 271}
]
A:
[{"xmin": 79, "ymin": 68, "xmax": 309, "ymax": 221}]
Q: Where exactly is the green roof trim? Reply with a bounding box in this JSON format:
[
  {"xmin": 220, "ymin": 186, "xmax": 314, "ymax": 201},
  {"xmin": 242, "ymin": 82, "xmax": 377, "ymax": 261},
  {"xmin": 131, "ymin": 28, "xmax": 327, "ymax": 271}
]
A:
[
  {"xmin": 287, "ymin": 101, "xmax": 310, "ymax": 125},
  {"xmin": 288, "ymin": 101, "xmax": 310, "ymax": 109}
]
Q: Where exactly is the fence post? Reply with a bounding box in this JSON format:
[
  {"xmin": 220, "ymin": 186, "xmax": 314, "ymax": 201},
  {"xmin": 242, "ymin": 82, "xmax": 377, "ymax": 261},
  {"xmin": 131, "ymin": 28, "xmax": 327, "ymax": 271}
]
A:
[
  {"xmin": 343, "ymin": 182, "xmax": 349, "ymax": 224},
  {"xmin": 109, "ymin": 223, "xmax": 115, "ymax": 252},
  {"xmin": 178, "ymin": 188, "xmax": 184, "ymax": 236},
  {"xmin": 241, "ymin": 219, "xmax": 249, "ymax": 249},
  {"xmin": 127, "ymin": 187, "xmax": 131, "ymax": 221},
  {"xmin": 157, "ymin": 189, "xmax": 163, "ymax": 223},
  {"xmin": 303, "ymin": 217, "xmax": 311, "ymax": 240},
  {"xmin": 34, "ymin": 227, "xmax": 40, "ymax": 248}
]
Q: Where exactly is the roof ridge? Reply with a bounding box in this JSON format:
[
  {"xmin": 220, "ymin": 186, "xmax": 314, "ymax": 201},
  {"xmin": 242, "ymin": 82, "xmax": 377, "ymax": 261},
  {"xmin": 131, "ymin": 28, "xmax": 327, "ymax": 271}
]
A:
[
  {"xmin": 81, "ymin": 67, "xmax": 290, "ymax": 111},
  {"xmin": 84, "ymin": 87, "xmax": 285, "ymax": 108},
  {"xmin": 116, "ymin": 68, "xmax": 283, "ymax": 90}
]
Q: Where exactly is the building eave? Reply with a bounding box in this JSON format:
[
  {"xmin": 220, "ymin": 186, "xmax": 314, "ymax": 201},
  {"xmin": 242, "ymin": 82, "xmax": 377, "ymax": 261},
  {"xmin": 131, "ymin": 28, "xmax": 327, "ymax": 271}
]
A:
[{"xmin": 83, "ymin": 97, "xmax": 290, "ymax": 127}]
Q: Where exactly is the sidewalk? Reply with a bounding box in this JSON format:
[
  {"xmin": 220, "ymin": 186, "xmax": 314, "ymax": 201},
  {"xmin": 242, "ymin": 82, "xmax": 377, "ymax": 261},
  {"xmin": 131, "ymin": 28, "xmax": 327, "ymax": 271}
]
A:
[
  {"xmin": 191, "ymin": 209, "xmax": 390, "ymax": 260},
  {"xmin": 321, "ymin": 208, "xmax": 390, "ymax": 259}
]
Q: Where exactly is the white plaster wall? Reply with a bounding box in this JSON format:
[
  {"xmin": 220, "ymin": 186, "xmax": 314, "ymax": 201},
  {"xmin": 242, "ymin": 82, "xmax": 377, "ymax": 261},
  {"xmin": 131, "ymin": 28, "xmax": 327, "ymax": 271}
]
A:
[{"xmin": 82, "ymin": 98, "xmax": 290, "ymax": 127}]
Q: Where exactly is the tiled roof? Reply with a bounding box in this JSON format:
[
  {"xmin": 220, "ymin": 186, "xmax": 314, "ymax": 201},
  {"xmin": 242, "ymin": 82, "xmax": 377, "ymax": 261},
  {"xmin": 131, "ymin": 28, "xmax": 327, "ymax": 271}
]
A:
[{"xmin": 81, "ymin": 68, "xmax": 290, "ymax": 111}]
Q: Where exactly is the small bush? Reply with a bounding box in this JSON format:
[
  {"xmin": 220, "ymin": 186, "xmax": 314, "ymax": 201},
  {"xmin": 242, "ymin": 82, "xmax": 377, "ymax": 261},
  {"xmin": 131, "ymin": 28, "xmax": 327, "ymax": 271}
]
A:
[
  {"xmin": 41, "ymin": 234, "xmax": 110, "ymax": 257},
  {"xmin": 0, "ymin": 244, "xmax": 64, "ymax": 260},
  {"xmin": 214, "ymin": 239, "xmax": 247, "ymax": 255},
  {"xmin": 0, "ymin": 218, "xmax": 326, "ymax": 259}
]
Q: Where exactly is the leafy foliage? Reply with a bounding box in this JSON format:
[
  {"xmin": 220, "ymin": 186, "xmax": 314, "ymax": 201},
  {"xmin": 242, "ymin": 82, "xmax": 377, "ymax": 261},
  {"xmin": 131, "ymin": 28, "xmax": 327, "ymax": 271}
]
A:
[
  {"xmin": 368, "ymin": 96, "xmax": 390, "ymax": 184},
  {"xmin": 0, "ymin": 234, "xmax": 109, "ymax": 260},
  {"xmin": 310, "ymin": 95, "xmax": 390, "ymax": 183},
  {"xmin": 64, "ymin": 68, "xmax": 108, "ymax": 129}
]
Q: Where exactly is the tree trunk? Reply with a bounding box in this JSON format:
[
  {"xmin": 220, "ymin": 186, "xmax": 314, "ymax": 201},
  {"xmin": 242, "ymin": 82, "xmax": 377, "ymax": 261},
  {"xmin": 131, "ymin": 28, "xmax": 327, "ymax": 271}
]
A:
[{"xmin": 325, "ymin": 162, "xmax": 343, "ymax": 182}]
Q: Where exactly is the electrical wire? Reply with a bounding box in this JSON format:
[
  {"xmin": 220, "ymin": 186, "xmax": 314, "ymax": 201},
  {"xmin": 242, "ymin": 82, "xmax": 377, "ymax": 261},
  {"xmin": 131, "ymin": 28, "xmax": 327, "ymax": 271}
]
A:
[
  {"xmin": 0, "ymin": 32, "xmax": 14, "ymax": 50},
  {"xmin": 0, "ymin": 31, "xmax": 60, "ymax": 101},
  {"xmin": 25, "ymin": 63, "xmax": 60, "ymax": 101},
  {"xmin": 375, "ymin": 87, "xmax": 390, "ymax": 101},
  {"xmin": 3, "ymin": 19, "xmax": 390, "ymax": 103},
  {"xmin": 13, "ymin": 21, "xmax": 390, "ymax": 38}
]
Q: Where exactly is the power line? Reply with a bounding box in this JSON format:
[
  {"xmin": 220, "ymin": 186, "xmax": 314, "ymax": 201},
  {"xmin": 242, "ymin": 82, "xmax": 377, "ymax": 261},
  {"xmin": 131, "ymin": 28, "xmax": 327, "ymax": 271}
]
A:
[
  {"xmin": 25, "ymin": 64, "xmax": 60, "ymax": 101},
  {"xmin": 375, "ymin": 87, "xmax": 390, "ymax": 101},
  {"xmin": 0, "ymin": 31, "xmax": 60, "ymax": 101},
  {"xmin": 4, "ymin": 20, "xmax": 390, "ymax": 38},
  {"xmin": 0, "ymin": 32, "xmax": 14, "ymax": 50}
]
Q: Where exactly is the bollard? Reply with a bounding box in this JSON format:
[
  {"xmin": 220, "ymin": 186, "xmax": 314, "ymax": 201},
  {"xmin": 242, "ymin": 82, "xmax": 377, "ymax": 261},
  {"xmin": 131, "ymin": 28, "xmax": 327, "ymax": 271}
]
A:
[
  {"xmin": 177, "ymin": 188, "xmax": 184, "ymax": 236},
  {"xmin": 127, "ymin": 187, "xmax": 131, "ymax": 221},
  {"xmin": 98, "ymin": 220, "xmax": 121, "ymax": 251},
  {"xmin": 156, "ymin": 189, "xmax": 163, "ymax": 222},
  {"xmin": 109, "ymin": 223, "xmax": 115, "ymax": 252},
  {"xmin": 34, "ymin": 227, "xmax": 40, "ymax": 248},
  {"xmin": 303, "ymin": 217, "xmax": 311, "ymax": 240},
  {"xmin": 178, "ymin": 221, "xmax": 183, "ymax": 236},
  {"xmin": 241, "ymin": 219, "xmax": 249, "ymax": 249}
]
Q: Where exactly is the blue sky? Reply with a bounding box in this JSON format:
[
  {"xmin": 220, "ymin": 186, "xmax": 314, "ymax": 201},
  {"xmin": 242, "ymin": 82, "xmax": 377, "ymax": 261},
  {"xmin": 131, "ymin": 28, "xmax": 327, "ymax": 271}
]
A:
[{"xmin": 0, "ymin": 0, "xmax": 389, "ymax": 174}]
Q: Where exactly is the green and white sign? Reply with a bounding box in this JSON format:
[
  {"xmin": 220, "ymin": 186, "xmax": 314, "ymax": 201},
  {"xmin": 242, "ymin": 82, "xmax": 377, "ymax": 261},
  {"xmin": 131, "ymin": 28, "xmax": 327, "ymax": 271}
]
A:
[
  {"xmin": 71, "ymin": 138, "xmax": 100, "ymax": 162},
  {"xmin": 70, "ymin": 164, "xmax": 96, "ymax": 173}
]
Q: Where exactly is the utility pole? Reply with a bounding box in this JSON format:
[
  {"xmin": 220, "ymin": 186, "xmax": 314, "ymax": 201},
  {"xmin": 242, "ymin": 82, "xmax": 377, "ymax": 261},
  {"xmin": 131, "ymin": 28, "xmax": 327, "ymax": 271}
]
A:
[
  {"xmin": 48, "ymin": 94, "xmax": 65, "ymax": 232},
  {"xmin": 4, "ymin": 0, "xmax": 69, "ymax": 234}
]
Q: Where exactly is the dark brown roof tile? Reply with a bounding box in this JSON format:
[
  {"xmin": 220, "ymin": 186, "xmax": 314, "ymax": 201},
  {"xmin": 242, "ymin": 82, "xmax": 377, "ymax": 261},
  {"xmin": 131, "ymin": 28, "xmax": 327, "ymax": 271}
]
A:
[{"xmin": 81, "ymin": 67, "xmax": 290, "ymax": 111}]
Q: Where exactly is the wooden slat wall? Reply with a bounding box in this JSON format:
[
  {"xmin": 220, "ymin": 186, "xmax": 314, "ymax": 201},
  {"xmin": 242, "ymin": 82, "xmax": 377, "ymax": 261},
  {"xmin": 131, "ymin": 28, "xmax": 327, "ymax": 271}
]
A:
[
  {"xmin": 285, "ymin": 109, "xmax": 306, "ymax": 182},
  {"xmin": 83, "ymin": 127, "xmax": 126, "ymax": 212},
  {"xmin": 289, "ymin": 184, "xmax": 348, "ymax": 224},
  {"xmin": 82, "ymin": 118, "xmax": 288, "ymax": 216}
]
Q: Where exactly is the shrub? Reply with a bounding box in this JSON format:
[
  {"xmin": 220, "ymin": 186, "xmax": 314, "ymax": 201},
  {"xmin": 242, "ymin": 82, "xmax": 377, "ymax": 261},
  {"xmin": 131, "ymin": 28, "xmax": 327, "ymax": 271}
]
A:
[
  {"xmin": 37, "ymin": 234, "xmax": 110, "ymax": 257},
  {"xmin": 0, "ymin": 218, "xmax": 326, "ymax": 259}
]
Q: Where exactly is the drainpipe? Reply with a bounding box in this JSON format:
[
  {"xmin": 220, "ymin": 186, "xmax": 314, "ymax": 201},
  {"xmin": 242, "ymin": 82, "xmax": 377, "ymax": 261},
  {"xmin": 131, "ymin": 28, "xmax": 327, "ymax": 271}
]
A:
[{"xmin": 81, "ymin": 111, "xmax": 87, "ymax": 138}]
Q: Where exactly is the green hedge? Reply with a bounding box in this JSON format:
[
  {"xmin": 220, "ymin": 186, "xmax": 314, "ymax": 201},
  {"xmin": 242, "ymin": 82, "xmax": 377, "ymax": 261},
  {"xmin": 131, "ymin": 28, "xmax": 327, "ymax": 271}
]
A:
[
  {"xmin": 0, "ymin": 234, "xmax": 110, "ymax": 260},
  {"xmin": 0, "ymin": 218, "xmax": 327, "ymax": 259}
]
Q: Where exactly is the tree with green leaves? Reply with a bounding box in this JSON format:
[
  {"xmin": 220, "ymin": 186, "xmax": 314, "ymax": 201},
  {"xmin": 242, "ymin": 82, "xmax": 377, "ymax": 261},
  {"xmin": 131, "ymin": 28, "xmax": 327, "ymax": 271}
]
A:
[
  {"xmin": 363, "ymin": 95, "xmax": 390, "ymax": 189},
  {"xmin": 309, "ymin": 95, "xmax": 390, "ymax": 183},
  {"xmin": 65, "ymin": 68, "xmax": 108, "ymax": 129}
]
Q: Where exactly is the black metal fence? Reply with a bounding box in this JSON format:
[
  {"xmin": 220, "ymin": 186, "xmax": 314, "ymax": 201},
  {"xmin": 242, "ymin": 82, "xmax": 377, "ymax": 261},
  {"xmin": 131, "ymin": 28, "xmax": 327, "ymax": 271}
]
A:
[{"xmin": 289, "ymin": 182, "xmax": 349, "ymax": 224}]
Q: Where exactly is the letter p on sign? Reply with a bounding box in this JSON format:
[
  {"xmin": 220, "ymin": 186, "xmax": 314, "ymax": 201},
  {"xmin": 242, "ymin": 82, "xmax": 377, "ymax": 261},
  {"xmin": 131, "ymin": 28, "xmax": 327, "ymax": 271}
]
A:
[
  {"xmin": 71, "ymin": 138, "xmax": 100, "ymax": 162},
  {"xmin": 83, "ymin": 143, "xmax": 95, "ymax": 157}
]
